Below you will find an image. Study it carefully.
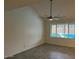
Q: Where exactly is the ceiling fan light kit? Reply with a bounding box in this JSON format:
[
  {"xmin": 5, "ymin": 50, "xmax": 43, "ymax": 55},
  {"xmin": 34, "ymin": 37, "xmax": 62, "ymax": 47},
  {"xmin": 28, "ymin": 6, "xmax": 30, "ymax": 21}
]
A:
[{"xmin": 49, "ymin": 16, "xmax": 53, "ymax": 21}]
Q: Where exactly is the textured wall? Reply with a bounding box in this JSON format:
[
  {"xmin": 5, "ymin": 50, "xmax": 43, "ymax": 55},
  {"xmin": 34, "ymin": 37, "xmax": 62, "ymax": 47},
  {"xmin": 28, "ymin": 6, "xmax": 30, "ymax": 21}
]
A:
[{"xmin": 4, "ymin": 7, "xmax": 44, "ymax": 57}]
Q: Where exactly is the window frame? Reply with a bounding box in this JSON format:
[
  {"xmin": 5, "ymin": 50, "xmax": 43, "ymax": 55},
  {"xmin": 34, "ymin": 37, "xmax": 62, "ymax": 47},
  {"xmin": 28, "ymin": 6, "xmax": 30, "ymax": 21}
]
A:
[{"xmin": 50, "ymin": 23, "xmax": 75, "ymax": 39}]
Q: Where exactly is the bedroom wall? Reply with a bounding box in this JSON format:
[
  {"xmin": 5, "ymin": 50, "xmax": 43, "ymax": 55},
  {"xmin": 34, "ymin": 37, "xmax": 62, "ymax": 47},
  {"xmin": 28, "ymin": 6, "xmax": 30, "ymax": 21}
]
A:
[{"xmin": 4, "ymin": 7, "xmax": 44, "ymax": 57}]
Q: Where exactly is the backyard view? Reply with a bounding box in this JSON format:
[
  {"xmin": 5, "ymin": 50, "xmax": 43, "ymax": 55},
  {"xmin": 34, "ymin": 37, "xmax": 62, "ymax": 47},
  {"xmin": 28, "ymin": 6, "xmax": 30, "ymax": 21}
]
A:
[{"xmin": 50, "ymin": 24, "xmax": 75, "ymax": 39}]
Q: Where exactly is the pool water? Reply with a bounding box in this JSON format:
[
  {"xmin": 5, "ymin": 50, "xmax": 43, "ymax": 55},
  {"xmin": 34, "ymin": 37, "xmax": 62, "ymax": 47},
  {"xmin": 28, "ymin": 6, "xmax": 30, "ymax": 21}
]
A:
[{"xmin": 50, "ymin": 33, "xmax": 75, "ymax": 39}]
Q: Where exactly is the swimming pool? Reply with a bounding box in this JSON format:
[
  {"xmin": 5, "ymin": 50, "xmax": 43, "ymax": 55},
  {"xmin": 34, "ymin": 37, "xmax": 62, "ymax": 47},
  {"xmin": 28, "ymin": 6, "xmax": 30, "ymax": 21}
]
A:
[{"xmin": 50, "ymin": 33, "xmax": 75, "ymax": 39}]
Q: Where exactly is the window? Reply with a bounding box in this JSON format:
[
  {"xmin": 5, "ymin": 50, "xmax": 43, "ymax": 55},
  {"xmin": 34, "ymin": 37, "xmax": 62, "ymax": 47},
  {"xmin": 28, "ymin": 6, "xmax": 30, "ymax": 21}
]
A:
[
  {"xmin": 68, "ymin": 24, "xmax": 75, "ymax": 39},
  {"xmin": 50, "ymin": 24, "xmax": 75, "ymax": 39},
  {"xmin": 50, "ymin": 25, "xmax": 56, "ymax": 37},
  {"xmin": 57, "ymin": 24, "xmax": 64, "ymax": 38},
  {"xmin": 64, "ymin": 24, "xmax": 68, "ymax": 38}
]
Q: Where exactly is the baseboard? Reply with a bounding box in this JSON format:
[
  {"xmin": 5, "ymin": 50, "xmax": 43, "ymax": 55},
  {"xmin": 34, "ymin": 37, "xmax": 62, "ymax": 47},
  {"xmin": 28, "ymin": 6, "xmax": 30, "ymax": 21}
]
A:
[{"xmin": 46, "ymin": 42, "xmax": 75, "ymax": 48}]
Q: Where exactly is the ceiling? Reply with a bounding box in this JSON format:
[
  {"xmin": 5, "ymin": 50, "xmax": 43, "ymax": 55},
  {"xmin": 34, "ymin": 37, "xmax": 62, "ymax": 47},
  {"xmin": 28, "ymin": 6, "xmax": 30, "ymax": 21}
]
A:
[
  {"xmin": 5, "ymin": 0, "xmax": 40, "ymax": 10},
  {"xmin": 5, "ymin": 0, "xmax": 75, "ymax": 22}
]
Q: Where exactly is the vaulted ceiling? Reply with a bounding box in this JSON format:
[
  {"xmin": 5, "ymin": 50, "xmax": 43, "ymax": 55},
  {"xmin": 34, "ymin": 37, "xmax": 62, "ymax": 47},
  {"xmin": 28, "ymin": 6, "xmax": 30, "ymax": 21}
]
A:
[
  {"xmin": 5, "ymin": 0, "xmax": 75, "ymax": 22},
  {"xmin": 5, "ymin": 0, "xmax": 40, "ymax": 10}
]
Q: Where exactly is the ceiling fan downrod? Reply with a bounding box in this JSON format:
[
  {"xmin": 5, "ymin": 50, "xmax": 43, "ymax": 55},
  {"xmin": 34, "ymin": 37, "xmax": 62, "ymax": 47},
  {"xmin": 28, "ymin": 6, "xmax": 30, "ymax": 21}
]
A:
[{"xmin": 49, "ymin": 0, "xmax": 53, "ymax": 21}]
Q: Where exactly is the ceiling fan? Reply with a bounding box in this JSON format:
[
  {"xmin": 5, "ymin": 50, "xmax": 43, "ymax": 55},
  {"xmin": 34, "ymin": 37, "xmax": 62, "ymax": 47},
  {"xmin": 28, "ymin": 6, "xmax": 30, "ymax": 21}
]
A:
[{"xmin": 42, "ymin": 0, "xmax": 64, "ymax": 21}]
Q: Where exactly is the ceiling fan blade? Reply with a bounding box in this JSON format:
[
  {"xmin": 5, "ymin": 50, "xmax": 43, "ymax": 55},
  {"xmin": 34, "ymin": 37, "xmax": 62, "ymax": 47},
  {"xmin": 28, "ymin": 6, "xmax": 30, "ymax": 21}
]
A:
[
  {"xmin": 53, "ymin": 16, "xmax": 64, "ymax": 18},
  {"xmin": 40, "ymin": 15, "xmax": 65, "ymax": 21},
  {"xmin": 52, "ymin": 16, "xmax": 65, "ymax": 20}
]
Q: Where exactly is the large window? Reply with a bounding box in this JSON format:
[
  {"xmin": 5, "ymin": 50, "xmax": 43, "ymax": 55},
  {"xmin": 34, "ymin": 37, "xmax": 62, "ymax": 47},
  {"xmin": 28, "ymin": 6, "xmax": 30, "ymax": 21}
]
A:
[{"xmin": 50, "ymin": 24, "xmax": 75, "ymax": 39}]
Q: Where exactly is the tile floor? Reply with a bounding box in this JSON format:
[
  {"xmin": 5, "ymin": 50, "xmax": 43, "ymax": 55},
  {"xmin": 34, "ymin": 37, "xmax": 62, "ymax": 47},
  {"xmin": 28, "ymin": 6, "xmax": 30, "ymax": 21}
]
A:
[{"xmin": 6, "ymin": 44, "xmax": 75, "ymax": 59}]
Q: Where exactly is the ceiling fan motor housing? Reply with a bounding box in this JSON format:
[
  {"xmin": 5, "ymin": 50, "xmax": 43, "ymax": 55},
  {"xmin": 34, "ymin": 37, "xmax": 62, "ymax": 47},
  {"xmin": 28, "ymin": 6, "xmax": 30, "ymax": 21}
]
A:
[{"xmin": 49, "ymin": 16, "xmax": 52, "ymax": 19}]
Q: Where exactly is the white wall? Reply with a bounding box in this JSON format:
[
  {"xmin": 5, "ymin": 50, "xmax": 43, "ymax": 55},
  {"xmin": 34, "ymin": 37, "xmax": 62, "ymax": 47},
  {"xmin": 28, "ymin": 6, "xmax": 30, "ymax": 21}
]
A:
[{"xmin": 4, "ymin": 7, "xmax": 44, "ymax": 57}]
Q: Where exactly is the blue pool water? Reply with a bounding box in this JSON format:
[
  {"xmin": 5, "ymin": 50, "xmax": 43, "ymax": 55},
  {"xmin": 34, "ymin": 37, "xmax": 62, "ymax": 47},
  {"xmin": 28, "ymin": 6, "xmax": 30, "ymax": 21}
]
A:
[{"xmin": 50, "ymin": 33, "xmax": 75, "ymax": 39}]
